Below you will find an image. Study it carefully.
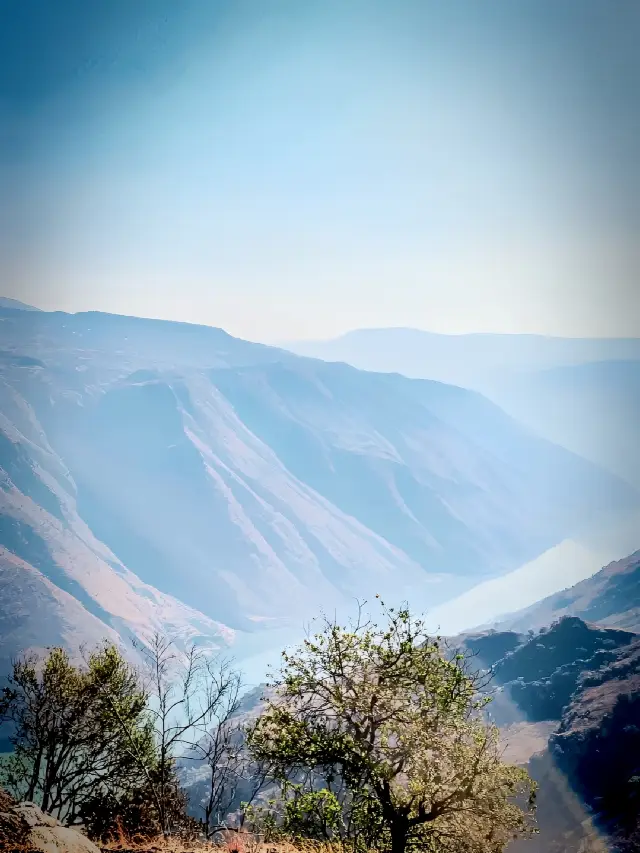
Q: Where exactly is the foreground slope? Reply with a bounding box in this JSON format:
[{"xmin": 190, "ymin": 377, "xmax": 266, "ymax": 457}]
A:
[
  {"xmin": 0, "ymin": 308, "xmax": 637, "ymax": 662},
  {"xmin": 180, "ymin": 616, "xmax": 640, "ymax": 851},
  {"xmin": 456, "ymin": 617, "xmax": 640, "ymax": 851}
]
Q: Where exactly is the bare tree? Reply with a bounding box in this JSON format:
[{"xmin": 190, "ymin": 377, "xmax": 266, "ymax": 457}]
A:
[
  {"xmin": 134, "ymin": 633, "xmax": 242, "ymax": 836},
  {"xmin": 187, "ymin": 661, "xmax": 243, "ymax": 837}
]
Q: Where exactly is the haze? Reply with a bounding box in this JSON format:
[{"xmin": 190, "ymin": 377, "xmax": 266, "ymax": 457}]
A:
[{"xmin": 2, "ymin": 0, "xmax": 639, "ymax": 342}]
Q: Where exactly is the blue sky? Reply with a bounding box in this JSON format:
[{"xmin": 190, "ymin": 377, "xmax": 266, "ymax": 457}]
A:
[{"xmin": 1, "ymin": 0, "xmax": 639, "ymax": 342}]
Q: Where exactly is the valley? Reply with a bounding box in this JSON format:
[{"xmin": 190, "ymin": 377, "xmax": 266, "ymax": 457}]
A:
[{"xmin": 1, "ymin": 307, "xmax": 635, "ymax": 671}]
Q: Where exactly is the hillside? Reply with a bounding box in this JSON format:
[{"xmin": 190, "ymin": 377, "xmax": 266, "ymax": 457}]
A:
[
  {"xmin": 286, "ymin": 328, "xmax": 640, "ymax": 389},
  {"xmin": 458, "ymin": 616, "xmax": 637, "ymax": 725},
  {"xmin": 495, "ymin": 551, "xmax": 640, "ymax": 634},
  {"xmin": 286, "ymin": 329, "xmax": 640, "ymax": 487},
  {"xmin": 0, "ymin": 307, "xmax": 637, "ymax": 667},
  {"xmin": 517, "ymin": 637, "xmax": 640, "ymax": 852},
  {"xmin": 485, "ymin": 360, "xmax": 640, "ymax": 488},
  {"xmin": 0, "ymin": 298, "xmax": 41, "ymax": 312},
  {"xmin": 456, "ymin": 618, "xmax": 640, "ymax": 851},
  {"xmin": 549, "ymin": 638, "xmax": 640, "ymax": 846}
]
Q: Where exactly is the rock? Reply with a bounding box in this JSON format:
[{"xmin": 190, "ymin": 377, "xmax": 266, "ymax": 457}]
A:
[
  {"xmin": 0, "ymin": 793, "xmax": 100, "ymax": 853},
  {"xmin": 0, "ymin": 788, "xmax": 33, "ymax": 850}
]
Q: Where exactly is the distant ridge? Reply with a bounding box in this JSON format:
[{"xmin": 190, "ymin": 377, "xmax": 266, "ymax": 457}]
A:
[
  {"xmin": 0, "ymin": 296, "xmax": 42, "ymax": 311},
  {"xmin": 285, "ymin": 326, "xmax": 640, "ymax": 387},
  {"xmin": 285, "ymin": 327, "xmax": 640, "ymax": 487}
]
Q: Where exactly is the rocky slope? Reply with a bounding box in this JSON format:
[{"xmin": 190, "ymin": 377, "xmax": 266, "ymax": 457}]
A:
[
  {"xmin": 459, "ymin": 616, "xmax": 637, "ymax": 725},
  {"xmin": 495, "ymin": 550, "xmax": 640, "ymax": 634},
  {"xmin": 0, "ymin": 789, "xmax": 100, "ymax": 853},
  {"xmin": 550, "ymin": 638, "xmax": 640, "ymax": 847},
  {"xmin": 1, "ymin": 307, "xmax": 637, "ymax": 668},
  {"xmin": 455, "ymin": 617, "xmax": 640, "ymax": 851}
]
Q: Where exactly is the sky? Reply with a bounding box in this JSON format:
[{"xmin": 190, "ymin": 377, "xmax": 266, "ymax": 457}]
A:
[{"xmin": 1, "ymin": 0, "xmax": 639, "ymax": 343}]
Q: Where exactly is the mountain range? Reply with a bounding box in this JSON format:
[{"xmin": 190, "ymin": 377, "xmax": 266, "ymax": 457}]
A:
[
  {"xmin": 287, "ymin": 328, "xmax": 640, "ymax": 488},
  {"xmin": 0, "ymin": 298, "xmax": 41, "ymax": 313},
  {"xmin": 1, "ymin": 307, "xmax": 636, "ymax": 669},
  {"xmin": 486, "ymin": 360, "xmax": 640, "ymax": 488},
  {"xmin": 286, "ymin": 327, "xmax": 640, "ymax": 385}
]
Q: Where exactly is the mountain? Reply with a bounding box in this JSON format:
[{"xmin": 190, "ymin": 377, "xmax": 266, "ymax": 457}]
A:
[
  {"xmin": 519, "ymin": 633, "xmax": 640, "ymax": 853},
  {"xmin": 0, "ymin": 298, "xmax": 41, "ymax": 312},
  {"xmin": 286, "ymin": 328, "xmax": 640, "ymax": 488},
  {"xmin": 494, "ymin": 551, "xmax": 640, "ymax": 634},
  {"xmin": 485, "ymin": 360, "xmax": 640, "ymax": 488},
  {"xmin": 285, "ymin": 328, "xmax": 640, "ymax": 388},
  {"xmin": 459, "ymin": 616, "xmax": 637, "ymax": 726},
  {"xmin": 0, "ymin": 438, "xmax": 235, "ymax": 676},
  {"xmin": 455, "ymin": 618, "xmax": 640, "ymax": 851},
  {"xmin": 548, "ymin": 638, "xmax": 640, "ymax": 849},
  {"xmin": 0, "ymin": 308, "xmax": 637, "ymax": 668}
]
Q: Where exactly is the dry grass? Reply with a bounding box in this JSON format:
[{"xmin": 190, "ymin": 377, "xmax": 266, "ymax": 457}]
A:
[{"xmin": 101, "ymin": 832, "xmax": 358, "ymax": 853}]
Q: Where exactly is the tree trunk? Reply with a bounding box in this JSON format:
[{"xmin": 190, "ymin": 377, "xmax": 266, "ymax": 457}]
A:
[
  {"xmin": 26, "ymin": 745, "xmax": 43, "ymax": 802},
  {"xmin": 390, "ymin": 822, "xmax": 408, "ymax": 853}
]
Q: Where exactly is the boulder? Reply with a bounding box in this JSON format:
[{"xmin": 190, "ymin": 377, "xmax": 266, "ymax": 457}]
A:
[{"xmin": 0, "ymin": 793, "xmax": 100, "ymax": 853}]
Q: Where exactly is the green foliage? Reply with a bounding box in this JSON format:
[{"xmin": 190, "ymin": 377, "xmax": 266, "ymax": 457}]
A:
[
  {"xmin": 244, "ymin": 783, "xmax": 344, "ymax": 842},
  {"xmin": 247, "ymin": 600, "xmax": 537, "ymax": 853},
  {"xmin": 0, "ymin": 636, "xmax": 245, "ymax": 841},
  {"xmin": 0, "ymin": 644, "xmax": 157, "ymax": 828}
]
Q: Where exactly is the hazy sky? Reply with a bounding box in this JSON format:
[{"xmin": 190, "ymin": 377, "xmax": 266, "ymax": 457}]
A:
[{"xmin": 1, "ymin": 0, "xmax": 639, "ymax": 342}]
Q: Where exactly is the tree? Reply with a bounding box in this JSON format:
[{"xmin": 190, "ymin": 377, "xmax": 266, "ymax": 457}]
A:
[
  {"xmin": 248, "ymin": 601, "xmax": 537, "ymax": 853},
  {"xmin": 185, "ymin": 659, "xmax": 245, "ymax": 837},
  {"xmin": 243, "ymin": 781, "xmax": 349, "ymax": 844},
  {"xmin": 128, "ymin": 633, "xmax": 243, "ymax": 837},
  {"xmin": 0, "ymin": 645, "xmax": 155, "ymax": 826}
]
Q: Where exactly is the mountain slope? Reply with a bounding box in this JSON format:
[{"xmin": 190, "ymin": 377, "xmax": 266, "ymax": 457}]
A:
[
  {"xmin": 457, "ymin": 616, "xmax": 637, "ymax": 725},
  {"xmin": 0, "ymin": 387, "xmax": 236, "ymax": 672},
  {"xmin": 0, "ymin": 298, "xmax": 41, "ymax": 312},
  {"xmin": 0, "ymin": 308, "xmax": 637, "ymax": 664},
  {"xmin": 456, "ymin": 618, "xmax": 640, "ymax": 849},
  {"xmin": 549, "ymin": 638, "xmax": 640, "ymax": 847},
  {"xmin": 515, "ymin": 633, "xmax": 640, "ymax": 852},
  {"xmin": 495, "ymin": 551, "xmax": 640, "ymax": 634},
  {"xmin": 286, "ymin": 328, "xmax": 640, "ymax": 487},
  {"xmin": 485, "ymin": 360, "xmax": 640, "ymax": 488}
]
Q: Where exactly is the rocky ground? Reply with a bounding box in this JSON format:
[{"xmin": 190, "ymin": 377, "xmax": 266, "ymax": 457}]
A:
[{"xmin": 0, "ymin": 788, "xmax": 100, "ymax": 852}]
